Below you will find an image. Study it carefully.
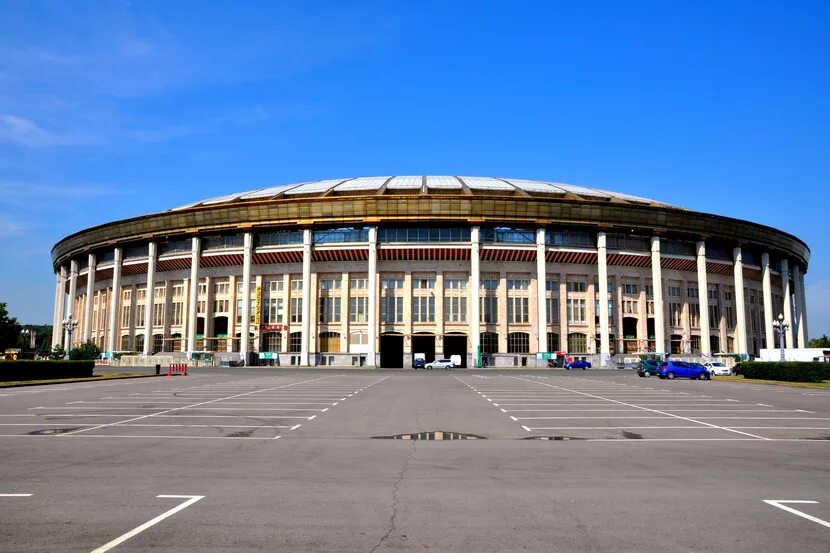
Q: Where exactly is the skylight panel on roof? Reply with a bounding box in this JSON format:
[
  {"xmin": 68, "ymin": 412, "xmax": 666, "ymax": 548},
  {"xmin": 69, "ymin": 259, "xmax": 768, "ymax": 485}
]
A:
[
  {"xmin": 426, "ymin": 176, "xmax": 461, "ymax": 189},
  {"xmin": 503, "ymin": 179, "xmax": 565, "ymax": 194},
  {"xmin": 283, "ymin": 179, "xmax": 347, "ymax": 195},
  {"xmin": 239, "ymin": 184, "xmax": 301, "ymax": 200},
  {"xmin": 201, "ymin": 192, "xmax": 248, "ymax": 205},
  {"xmin": 552, "ymin": 183, "xmax": 611, "ymax": 198},
  {"xmin": 386, "ymin": 176, "xmax": 422, "ymax": 189},
  {"xmin": 333, "ymin": 177, "xmax": 390, "ymax": 192},
  {"xmin": 461, "ymin": 177, "xmax": 515, "ymax": 191}
]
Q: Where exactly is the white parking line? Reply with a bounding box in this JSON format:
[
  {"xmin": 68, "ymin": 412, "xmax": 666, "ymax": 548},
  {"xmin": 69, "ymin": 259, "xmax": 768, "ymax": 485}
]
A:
[
  {"xmin": 763, "ymin": 500, "xmax": 830, "ymax": 528},
  {"xmin": 0, "ymin": 493, "xmax": 32, "ymax": 497},
  {"xmin": 506, "ymin": 376, "xmax": 771, "ymax": 440},
  {"xmin": 90, "ymin": 495, "xmax": 204, "ymax": 553},
  {"xmin": 60, "ymin": 376, "xmax": 337, "ymax": 436}
]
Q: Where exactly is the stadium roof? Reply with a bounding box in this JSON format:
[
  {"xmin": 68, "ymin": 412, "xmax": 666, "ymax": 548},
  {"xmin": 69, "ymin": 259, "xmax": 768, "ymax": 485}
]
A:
[{"xmin": 171, "ymin": 176, "xmax": 681, "ymax": 211}]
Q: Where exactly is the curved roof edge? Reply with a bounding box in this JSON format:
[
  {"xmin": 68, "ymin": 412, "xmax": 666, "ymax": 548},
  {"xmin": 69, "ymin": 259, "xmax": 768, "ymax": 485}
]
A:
[{"xmin": 169, "ymin": 176, "xmax": 682, "ymax": 211}]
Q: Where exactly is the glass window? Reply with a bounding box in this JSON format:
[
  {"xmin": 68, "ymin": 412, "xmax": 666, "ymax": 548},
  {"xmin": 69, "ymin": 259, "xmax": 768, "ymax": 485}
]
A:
[
  {"xmin": 507, "ymin": 332, "xmax": 530, "ymax": 353},
  {"xmin": 289, "ymin": 332, "xmax": 302, "ymax": 353},
  {"xmin": 547, "ymin": 332, "xmax": 560, "ymax": 352},
  {"xmin": 313, "ymin": 227, "xmax": 369, "ymax": 244},
  {"xmin": 481, "ymin": 296, "xmax": 498, "ymax": 323},
  {"xmin": 568, "ymin": 332, "xmax": 587, "ymax": 353},
  {"xmin": 378, "ymin": 227, "xmax": 470, "ymax": 243},
  {"xmin": 482, "ymin": 227, "xmax": 535, "ymax": 244},
  {"xmin": 546, "ymin": 230, "xmax": 596, "ymax": 248},
  {"xmin": 481, "ymin": 332, "xmax": 499, "ymax": 354}
]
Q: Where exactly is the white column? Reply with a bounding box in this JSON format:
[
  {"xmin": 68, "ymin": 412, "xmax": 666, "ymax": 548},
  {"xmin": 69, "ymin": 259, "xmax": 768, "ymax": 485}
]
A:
[
  {"xmin": 142, "ymin": 242, "xmax": 157, "ymax": 356},
  {"xmin": 187, "ymin": 237, "xmax": 200, "ymax": 354},
  {"xmin": 83, "ymin": 253, "xmax": 97, "ymax": 341},
  {"xmin": 240, "ymin": 232, "xmax": 253, "ymax": 363},
  {"xmin": 733, "ymin": 247, "xmax": 748, "ymax": 354},
  {"xmin": 695, "ymin": 241, "xmax": 711, "ymax": 356},
  {"xmin": 107, "ymin": 248, "xmax": 123, "ymax": 352},
  {"xmin": 761, "ymin": 253, "xmax": 774, "ymax": 351},
  {"xmin": 792, "ymin": 264, "xmax": 807, "ymax": 347},
  {"xmin": 52, "ymin": 269, "xmax": 65, "ymax": 348},
  {"xmin": 536, "ymin": 228, "xmax": 547, "ymax": 355},
  {"xmin": 650, "ymin": 237, "xmax": 665, "ymax": 355},
  {"xmin": 300, "ymin": 229, "xmax": 312, "ymax": 366},
  {"xmin": 781, "ymin": 258, "xmax": 794, "ymax": 348},
  {"xmin": 367, "ymin": 227, "xmax": 378, "ymax": 367},
  {"xmin": 597, "ymin": 232, "xmax": 610, "ymax": 365},
  {"xmin": 65, "ymin": 260, "xmax": 79, "ymax": 348},
  {"xmin": 470, "ymin": 227, "xmax": 481, "ymax": 367}
]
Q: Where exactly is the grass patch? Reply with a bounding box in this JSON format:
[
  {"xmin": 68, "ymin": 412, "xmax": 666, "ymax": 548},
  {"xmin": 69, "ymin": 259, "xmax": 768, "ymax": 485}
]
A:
[
  {"xmin": 0, "ymin": 373, "xmax": 160, "ymax": 388},
  {"xmin": 713, "ymin": 375, "xmax": 830, "ymax": 389}
]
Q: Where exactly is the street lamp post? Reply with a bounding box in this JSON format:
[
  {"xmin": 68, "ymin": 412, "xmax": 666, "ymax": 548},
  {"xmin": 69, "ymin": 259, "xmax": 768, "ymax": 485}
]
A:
[
  {"xmin": 61, "ymin": 317, "xmax": 78, "ymax": 360},
  {"xmin": 21, "ymin": 329, "xmax": 31, "ymax": 350},
  {"xmin": 772, "ymin": 313, "xmax": 789, "ymax": 362}
]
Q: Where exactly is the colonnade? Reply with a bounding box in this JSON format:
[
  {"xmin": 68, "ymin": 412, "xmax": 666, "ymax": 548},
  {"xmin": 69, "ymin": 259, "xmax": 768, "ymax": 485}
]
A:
[{"xmin": 52, "ymin": 228, "xmax": 810, "ymax": 365}]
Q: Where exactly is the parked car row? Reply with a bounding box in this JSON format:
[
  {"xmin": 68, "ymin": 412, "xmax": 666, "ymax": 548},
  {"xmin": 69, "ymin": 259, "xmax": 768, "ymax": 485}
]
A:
[
  {"xmin": 637, "ymin": 359, "xmax": 734, "ymax": 379},
  {"xmin": 413, "ymin": 358, "xmax": 455, "ymax": 370},
  {"xmin": 636, "ymin": 360, "xmax": 708, "ymax": 380}
]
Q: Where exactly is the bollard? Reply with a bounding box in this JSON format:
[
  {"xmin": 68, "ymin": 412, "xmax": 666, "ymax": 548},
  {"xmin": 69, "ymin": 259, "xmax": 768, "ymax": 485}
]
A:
[{"xmin": 155, "ymin": 364, "xmax": 161, "ymax": 375}]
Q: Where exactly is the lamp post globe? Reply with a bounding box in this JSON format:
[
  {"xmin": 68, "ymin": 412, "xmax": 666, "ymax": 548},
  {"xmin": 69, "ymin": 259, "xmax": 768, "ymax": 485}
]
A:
[{"xmin": 61, "ymin": 317, "xmax": 78, "ymax": 360}]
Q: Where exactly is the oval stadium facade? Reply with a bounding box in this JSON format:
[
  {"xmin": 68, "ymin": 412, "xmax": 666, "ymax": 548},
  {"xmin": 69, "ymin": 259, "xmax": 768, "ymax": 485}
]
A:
[{"xmin": 50, "ymin": 176, "xmax": 810, "ymax": 368}]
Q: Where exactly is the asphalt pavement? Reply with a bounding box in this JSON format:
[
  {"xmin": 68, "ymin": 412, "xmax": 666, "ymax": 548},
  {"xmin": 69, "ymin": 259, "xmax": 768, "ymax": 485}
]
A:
[{"xmin": 1, "ymin": 368, "xmax": 828, "ymax": 552}]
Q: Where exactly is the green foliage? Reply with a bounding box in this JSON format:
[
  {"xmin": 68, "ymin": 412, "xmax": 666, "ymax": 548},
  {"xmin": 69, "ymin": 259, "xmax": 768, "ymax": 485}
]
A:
[
  {"xmin": 0, "ymin": 360, "xmax": 95, "ymax": 381},
  {"xmin": 734, "ymin": 361, "xmax": 830, "ymax": 383},
  {"xmin": 0, "ymin": 302, "xmax": 22, "ymax": 351},
  {"xmin": 35, "ymin": 342, "xmax": 52, "ymax": 358},
  {"xmin": 808, "ymin": 335, "xmax": 830, "ymax": 348},
  {"xmin": 49, "ymin": 345, "xmax": 66, "ymax": 360},
  {"xmin": 69, "ymin": 340, "xmax": 101, "ymax": 361}
]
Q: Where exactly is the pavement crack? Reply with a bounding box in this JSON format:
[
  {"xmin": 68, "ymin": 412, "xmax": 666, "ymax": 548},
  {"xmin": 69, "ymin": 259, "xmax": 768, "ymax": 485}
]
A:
[{"xmin": 369, "ymin": 440, "xmax": 416, "ymax": 552}]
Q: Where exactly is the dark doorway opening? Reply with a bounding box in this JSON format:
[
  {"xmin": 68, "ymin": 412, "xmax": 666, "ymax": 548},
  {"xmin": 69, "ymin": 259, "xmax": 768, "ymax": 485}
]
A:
[
  {"xmin": 380, "ymin": 334, "xmax": 404, "ymax": 368},
  {"xmin": 623, "ymin": 317, "xmax": 638, "ymax": 353},
  {"xmin": 412, "ymin": 333, "xmax": 435, "ymax": 363},
  {"xmin": 443, "ymin": 334, "xmax": 467, "ymax": 367},
  {"xmin": 213, "ymin": 316, "xmax": 228, "ymax": 337}
]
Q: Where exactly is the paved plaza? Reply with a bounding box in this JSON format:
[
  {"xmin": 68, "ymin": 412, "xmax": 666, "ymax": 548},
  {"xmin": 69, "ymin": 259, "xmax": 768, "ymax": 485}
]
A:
[{"xmin": 1, "ymin": 369, "xmax": 828, "ymax": 551}]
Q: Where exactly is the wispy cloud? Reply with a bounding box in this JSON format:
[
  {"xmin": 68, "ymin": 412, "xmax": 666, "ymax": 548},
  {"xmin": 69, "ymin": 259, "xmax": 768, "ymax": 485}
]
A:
[
  {"xmin": 0, "ymin": 215, "xmax": 25, "ymax": 237},
  {"xmin": 0, "ymin": 114, "xmax": 94, "ymax": 147},
  {"xmin": 0, "ymin": 180, "xmax": 131, "ymax": 206}
]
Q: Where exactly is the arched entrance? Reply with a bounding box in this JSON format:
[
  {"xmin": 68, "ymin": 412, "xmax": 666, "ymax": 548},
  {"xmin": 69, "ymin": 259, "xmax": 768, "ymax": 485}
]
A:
[
  {"xmin": 670, "ymin": 334, "xmax": 683, "ymax": 354},
  {"xmin": 443, "ymin": 332, "xmax": 467, "ymax": 367},
  {"xmin": 412, "ymin": 332, "xmax": 435, "ymax": 363},
  {"xmin": 623, "ymin": 317, "xmax": 638, "ymax": 353},
  {"xmin": 380, "ymin": 332, "xmax": 404, "ymax": 368}
]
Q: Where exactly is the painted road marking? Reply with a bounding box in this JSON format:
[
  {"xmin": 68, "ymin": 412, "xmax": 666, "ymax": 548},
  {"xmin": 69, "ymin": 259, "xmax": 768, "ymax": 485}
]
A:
[
  {"xmin": 507, "ymin": 376, "xmax": 770, "ymax": 440},
  {"xmin": 90, "ymin": 495, "xmax": 204, "ymax": 553},
  {"xmin": 763, "ymin": 500, "xmax": 830, "ymax": 529},
  {"xmin": 61, "ymin": 375, "xmax": 337, "ymax": 436},
  {"xmin": 0, "ymin": 493, "xmax": 32, "ymax": 497}
]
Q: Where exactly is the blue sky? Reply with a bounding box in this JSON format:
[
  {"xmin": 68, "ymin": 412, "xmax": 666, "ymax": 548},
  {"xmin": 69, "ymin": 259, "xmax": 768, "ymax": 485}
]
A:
[{"xmin": 1, "ymin": 1, "xmax": 828, "ymax": 336}]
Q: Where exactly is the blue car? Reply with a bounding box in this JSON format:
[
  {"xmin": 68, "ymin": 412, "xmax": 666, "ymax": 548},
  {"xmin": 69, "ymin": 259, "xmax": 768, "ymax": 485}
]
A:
[
  {"xmin": 565, "ymin": 360, "xmax": 592, "ymax": 370},
  {"xmin": 658, "ymin": 361, "xmax": 710, "ymax": 380}
]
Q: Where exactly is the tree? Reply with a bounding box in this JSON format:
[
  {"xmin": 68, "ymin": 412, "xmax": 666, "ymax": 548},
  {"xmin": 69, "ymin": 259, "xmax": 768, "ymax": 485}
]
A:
[
  {"xmin": 808, "ymin": 335, "xmax": 830, "ymax": 348},
  {"xmin": 50, "ymin": 345, "xmax": 66, "ymax": 360},
  {"xmin": 69, "ymin": 340, "xmax": 101, "ymax": 360},
  {"xmin": 0, "ymin": 302, "xmax": 22, "ymax": 351}
]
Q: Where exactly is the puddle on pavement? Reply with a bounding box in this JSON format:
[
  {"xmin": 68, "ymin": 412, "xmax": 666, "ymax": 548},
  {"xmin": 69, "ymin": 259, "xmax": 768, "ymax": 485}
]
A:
[{"xmin": 372, "ymin": 431, "xmax": 486, "ymax": 440}]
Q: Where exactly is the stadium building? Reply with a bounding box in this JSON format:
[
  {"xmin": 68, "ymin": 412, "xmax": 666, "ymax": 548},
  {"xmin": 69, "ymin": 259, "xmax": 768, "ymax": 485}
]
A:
[{"xmin": 50, "ymin": 176, "xmax": 810, "ymax": 367}]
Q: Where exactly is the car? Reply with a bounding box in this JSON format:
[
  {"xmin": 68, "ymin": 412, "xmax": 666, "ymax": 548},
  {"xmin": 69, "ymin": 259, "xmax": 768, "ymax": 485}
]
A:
[
  {"xmin": 703, "ymin": 361, "xmax": 732, "ymax": 376},
  {"xmin": 565, "ymin": 360, "xmax": 592, "ymax": 370},
  {"xmin": 657, "ymin": 361, "xmax": 711, "ymax": 380},
  {"xmin": 426, "ymin": 358, "xmax": 455, "ymax": 370},
  {"xmin": 412, "ymin": 358, "xmax": 426, "ymax": 369},
  {"xmin": 637, "ymin": 359, "xmax": 662, "ymax": 377}
]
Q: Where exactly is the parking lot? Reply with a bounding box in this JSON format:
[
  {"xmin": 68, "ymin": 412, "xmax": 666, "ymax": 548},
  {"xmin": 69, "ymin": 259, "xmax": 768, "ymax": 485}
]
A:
[{"xmin": 1, "ymin": 369, "xmax": 828, "ymax": 552}]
